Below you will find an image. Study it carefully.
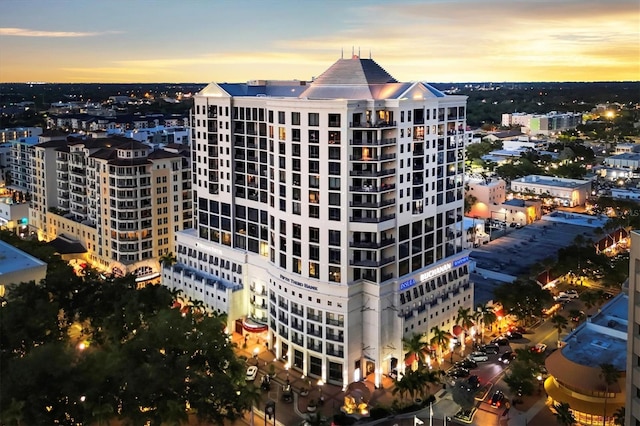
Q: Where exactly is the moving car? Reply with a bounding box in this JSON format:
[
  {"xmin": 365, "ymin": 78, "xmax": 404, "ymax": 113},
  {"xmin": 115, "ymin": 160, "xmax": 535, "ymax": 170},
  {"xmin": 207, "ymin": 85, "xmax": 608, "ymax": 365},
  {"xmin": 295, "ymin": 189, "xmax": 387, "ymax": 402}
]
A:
[
  {"xmin": 464, "ymin": 375, "xmax": 480, "ymax": 391},
  {"xmin": 455, "ymin": 359, "xmax": 478, "ymax": 369},
  {"xmin": 506, "ymin": 331, "xmax": 523, "ymax": 340},
  {"xmin": 508, "ymin": 325, "xmax": 526, "ymax": 334},
  {"xmin": 490, "ymin": 390, "xmax": 505, "ymax": 408},
  {"xmin": 468, "ymin": 351, "xmax": 489, "ymax": 362},
  {"xmin": 491, "ymin": 336, "xmax": 509, "ymax": 346},
  {"xmin": 282, "ymin": 384, "xmax": 293, "ymax": 403},
  {"xmin": 447, "ymin": 367, "xmax": 470, "ymax": 378},
  {"xmin": 531, "ymin": 343, "xmax": 547, "ymax": 353},
  {"xmin": 481, "ymin": 343, "xmax": 500, "ymax": 354},
  {"xmin": 498, "ymin": 351, "xmax": 517, "ymax": 364},
  {"xmin": 246, "ymin": 365, "xmax": 258, "ymax": 381},
  {"xmin": 565, "ymin": 290, "xmax": 579, "ymax": 299}
]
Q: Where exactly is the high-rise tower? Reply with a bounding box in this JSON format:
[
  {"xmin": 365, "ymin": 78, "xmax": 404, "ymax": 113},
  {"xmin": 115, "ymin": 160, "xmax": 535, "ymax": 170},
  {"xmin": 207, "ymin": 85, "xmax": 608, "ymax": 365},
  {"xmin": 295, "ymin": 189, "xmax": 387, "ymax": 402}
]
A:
[{"xmin": 162, "ymin": 56, "xmax": 473, "ymax": 387}]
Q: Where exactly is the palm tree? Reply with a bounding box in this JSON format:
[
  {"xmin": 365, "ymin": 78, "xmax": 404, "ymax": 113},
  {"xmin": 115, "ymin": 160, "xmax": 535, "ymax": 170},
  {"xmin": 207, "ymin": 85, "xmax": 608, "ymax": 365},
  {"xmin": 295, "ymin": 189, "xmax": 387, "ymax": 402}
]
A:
[
  {"xmin": 418, "ymin": 368, "xmax": 441, "ymax": 399},
  {"xmin": 475, "ymin": 303, "xmax": 497, "ymax": 343},
  {"xmin": 553, "ymin": 402, "xmax": 576, "ymax": 426},
  {"xmin": 238, "ymin": 384, "xmax": 262, "ymax": 423},
  {"xmin": 402, "ymin": 333, "xmax": 428, "ymax": 370},
  {"xmin": 580, "ymin": 291, "xmax": 600, "ymax": 309},
  {"xmin": 613, "ymin": 406, "xmax": 625, "ymax": 426},
  {"xmin": 91, "ymin": 402, "xmax": 114, "ymax": 426},
  {"xmin": 429, "ymin": 326, "xmax": 451, "ymax": 362},
  {"xmin": 599, "ymin": 363, "xmax": 619, "ymax": 426},
  {"xmin": 550, "ymin": 314, "xmax": 569, "ymax": 344},
  {"xmin": 159, "ymin": 251, "xmax": 177, "ymax": 267},
  {"xmin": 456, "ymin": 307, "xmax": 475, "ymax": 353}
]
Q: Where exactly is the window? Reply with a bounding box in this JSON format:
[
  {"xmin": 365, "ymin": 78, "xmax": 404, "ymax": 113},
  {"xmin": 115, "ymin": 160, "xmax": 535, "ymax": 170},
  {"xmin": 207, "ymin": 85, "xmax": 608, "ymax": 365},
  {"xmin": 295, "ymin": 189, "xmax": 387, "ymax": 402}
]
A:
[
  {"xmin": 328, "ymin": 230, "xmax": 340, "ymax": 246},
  {"xmin": 309, "ymin": 245, "xmax": 320, "ymax": 261},
  {"xmin": 309, "ymin": 227, "xmax": 320, "ymax": 243},
  {"xmin": 309, "ymin": 161, "xmax": 320, "ymax": 174},
  {"xmin": 309, "ymin": 175, "xmax": 320, "ymax": 188},
  {"xmin": 328, "ymin": 192, "xmax": 340, "ymax": 206},
  {"xmin": 308, "ymin": 113, "xmax": 320, "ymax": 127},
  {"xmin": 328, "ymin": 208, "xmax": 340, "ymax": 221},
  {"xmin": 278, "ymin": 111, "xmax": 285, "ymax": 124},
  {"xmin": 328, "ymin": 113, "xmax": 341, "ymax": 127},
  {"xmin": 309, "ymin": 145, "xmax": 320, "ymax": 159},
  {"xmin": 309, "ymin": 261, "xmax": 319, "ymax": 278},
  {"xmin": 291, "ymin": 112, "xmax": 300, "ymax": 125},
  {"xmin": 328, "ymin": 177, "xmax": 340, "ymax": 190}
]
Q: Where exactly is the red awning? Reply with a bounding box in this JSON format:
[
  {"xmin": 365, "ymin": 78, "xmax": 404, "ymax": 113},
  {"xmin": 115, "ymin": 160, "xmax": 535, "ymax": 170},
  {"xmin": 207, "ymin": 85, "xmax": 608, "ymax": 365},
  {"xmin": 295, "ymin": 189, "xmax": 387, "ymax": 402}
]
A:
[
  {"xmin": 242, "ymin": 318, "xmax": 268, "ymax": 333},
  {"xmin": 452, "ymin": 325, "xmax": 463, "ymax": 337},
  {"xmin": 405, "ymin": 353, "xmax": 418, "ymax": 366}
]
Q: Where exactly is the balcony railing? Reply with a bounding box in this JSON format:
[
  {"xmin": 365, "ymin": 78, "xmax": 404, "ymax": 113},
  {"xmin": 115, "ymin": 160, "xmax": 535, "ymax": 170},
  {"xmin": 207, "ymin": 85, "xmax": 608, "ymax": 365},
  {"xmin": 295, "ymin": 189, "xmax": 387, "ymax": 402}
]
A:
[
  {"xmin": 349, "ymin": 214, "xmax": 396, "ymax": 224},
  {"xmin": 349, "ymin": 256, "xmax": 395, "ymax": 267},
  {"xmin": 349, "ymin": 238, "xmax": 395, "ymax": 249}
]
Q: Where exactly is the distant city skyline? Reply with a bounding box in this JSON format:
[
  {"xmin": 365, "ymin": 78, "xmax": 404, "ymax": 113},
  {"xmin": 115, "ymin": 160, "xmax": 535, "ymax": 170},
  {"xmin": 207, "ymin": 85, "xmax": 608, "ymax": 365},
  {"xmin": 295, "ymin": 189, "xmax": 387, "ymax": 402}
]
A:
[{"xmin": 0, "ymin": 0, "xmax": 638, "ymax": 84}]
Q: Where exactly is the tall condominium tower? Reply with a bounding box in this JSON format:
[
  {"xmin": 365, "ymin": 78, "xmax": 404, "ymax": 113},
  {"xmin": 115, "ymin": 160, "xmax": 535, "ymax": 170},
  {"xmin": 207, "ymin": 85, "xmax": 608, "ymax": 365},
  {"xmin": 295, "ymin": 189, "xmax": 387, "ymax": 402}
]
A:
[
  {"xmin": 163, "ymin": 56, "xmax": 473, "ymax": 387},
  {"xmin": 627, "ymin": 230, "xmax": 640, "ymax": 425}
]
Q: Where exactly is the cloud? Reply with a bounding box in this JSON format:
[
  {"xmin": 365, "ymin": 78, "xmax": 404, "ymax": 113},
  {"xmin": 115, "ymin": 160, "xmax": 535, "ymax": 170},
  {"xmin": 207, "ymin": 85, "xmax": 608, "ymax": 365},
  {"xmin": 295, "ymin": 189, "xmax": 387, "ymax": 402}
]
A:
[{"xmin": 0, "ymin": 27, "xmax": 121, "ymax": 37}]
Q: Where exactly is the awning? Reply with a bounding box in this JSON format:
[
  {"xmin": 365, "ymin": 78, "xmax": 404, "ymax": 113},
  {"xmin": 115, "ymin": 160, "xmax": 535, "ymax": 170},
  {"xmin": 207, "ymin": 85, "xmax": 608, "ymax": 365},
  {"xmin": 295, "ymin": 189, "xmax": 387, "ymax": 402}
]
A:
[
  {"xmin": 544, "ymin": 376, "xmax": 624, "ymax": 417},
  {"xmin": 48, "ymin": 236, "xmax": 87, "ymax": 254},
  {"xmin": 242, "ymin": 318, "xmax": 268, "ymax": 333},
  {"xmin": 135, "ymin": 272, "xmax": 161, "ymax": 282}
]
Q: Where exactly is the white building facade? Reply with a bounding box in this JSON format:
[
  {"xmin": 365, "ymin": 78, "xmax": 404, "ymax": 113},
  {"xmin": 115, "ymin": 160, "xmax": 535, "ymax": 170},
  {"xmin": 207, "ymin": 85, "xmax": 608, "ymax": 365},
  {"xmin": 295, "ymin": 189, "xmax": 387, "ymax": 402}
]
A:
[
  {"xmin": 510, "ymin": 175, "xmax": 591, "ymax": 207},
  {"xmin": 162, "ymin": 57, "xmax": 473, "ymax": 388}
]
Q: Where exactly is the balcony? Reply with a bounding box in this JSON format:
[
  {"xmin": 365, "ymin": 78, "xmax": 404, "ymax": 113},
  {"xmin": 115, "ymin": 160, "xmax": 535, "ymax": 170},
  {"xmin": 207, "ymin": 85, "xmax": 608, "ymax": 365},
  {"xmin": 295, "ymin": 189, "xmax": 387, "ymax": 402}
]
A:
[
  {"xmin": 349, "ymin": 153, "xmax": 396, "ymax": 162},
  {"xmin": 349, "ymin": 238, "xmax": 395, "ymax": 249},
  {"xmin": 326, "ymin": 348, "xmax": 344, "ymax": 357},
  {"xmin": 349, "ymin": 198, "xmax": 395, "ymax": 209},
  {"xmin": 349, "ymin": 168, "xmax": 395, "ymax": 178},
  {"xmin": 306, "ymin": 328, "xmax": 322, "ymax": 338},
  {"xmin": 349, "ymin": 183, "xmax": 396, "ymax": 193},
  {"xmin": 349, "ymin": 214, "xmax": 396, "ymax": 224},
  {"xmin": 349, "ymin": 256, "xmax": 395, "ymax": 267},
  {"xmin": 326, "ymin": 333, "xmax": 344, "ymax": 343},
  {"xmin": 350, "ymin": 137, "xmax": 397, "ymax": 146}
]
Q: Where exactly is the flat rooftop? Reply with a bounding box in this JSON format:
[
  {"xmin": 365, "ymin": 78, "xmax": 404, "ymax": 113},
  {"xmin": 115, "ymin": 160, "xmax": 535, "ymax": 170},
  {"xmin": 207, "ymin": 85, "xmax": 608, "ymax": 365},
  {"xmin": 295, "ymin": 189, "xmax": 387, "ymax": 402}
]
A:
[
  {"xmin": 0, "ymin": 240, "xmax": 47, "ymax": 276},
  {"xmin": 561, "ymin": 293, "xmax": 627, "ymax": 371},
  {"xmin": 513, "ymin": 175, "xmax": 589, "ymax": 188}
]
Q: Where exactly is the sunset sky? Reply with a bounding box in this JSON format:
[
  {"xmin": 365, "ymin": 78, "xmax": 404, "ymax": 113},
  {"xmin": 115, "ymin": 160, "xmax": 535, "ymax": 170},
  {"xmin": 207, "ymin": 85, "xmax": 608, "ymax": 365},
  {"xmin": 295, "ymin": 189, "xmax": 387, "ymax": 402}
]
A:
[{"xmin": 1, "ymin": 0, "xmax": 638, "ymax": 84}]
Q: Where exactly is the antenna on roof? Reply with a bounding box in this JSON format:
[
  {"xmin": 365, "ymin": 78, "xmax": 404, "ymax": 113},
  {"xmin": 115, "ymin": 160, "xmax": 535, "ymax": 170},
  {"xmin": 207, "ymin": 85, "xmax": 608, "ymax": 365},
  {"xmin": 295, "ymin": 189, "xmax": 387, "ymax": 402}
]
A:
[
  {"xmin": 369, "ymin": 49, "xmax": 372, "ymax": 59},
  {"xmin": 358, "ymin": 47, "xmax": 361, "ymax": 57},
  {"xmin": 352, "ymin": 46, "xmax": 354, "ymax": 57},
  {"xmin": 341, "ymin": 47, "xmax": 344, "ymax": 59}
]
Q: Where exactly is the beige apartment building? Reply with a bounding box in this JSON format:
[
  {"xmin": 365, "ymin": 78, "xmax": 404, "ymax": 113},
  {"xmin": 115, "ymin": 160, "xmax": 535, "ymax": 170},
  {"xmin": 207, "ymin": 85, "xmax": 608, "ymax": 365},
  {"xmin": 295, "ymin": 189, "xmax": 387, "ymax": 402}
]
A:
[{"xmin": 30, "ymin": 136, "xmax": 192, "ymax": 281}]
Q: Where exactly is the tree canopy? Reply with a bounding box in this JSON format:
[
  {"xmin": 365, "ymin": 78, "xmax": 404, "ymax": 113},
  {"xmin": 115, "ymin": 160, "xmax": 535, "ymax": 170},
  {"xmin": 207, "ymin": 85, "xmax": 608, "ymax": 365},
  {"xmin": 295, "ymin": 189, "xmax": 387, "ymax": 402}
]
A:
[{"xmin": 0, "ymin": 234, "xmax": 251, "ymax": 426}]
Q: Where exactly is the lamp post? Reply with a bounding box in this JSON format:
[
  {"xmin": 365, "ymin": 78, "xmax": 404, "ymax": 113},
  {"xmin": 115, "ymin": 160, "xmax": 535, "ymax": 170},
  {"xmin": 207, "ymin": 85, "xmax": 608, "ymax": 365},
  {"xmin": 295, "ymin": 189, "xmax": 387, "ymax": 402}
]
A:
[
  {"xmin": 253, "ymin": 347, "xmax": 259, "ymax": 365},
  {"xmin": 264, "ymin": 400, "xmax": 275, "ymax": 426},
  {"xmin": 449, "ymin": 341, "xmax": 454, "ymax": 363},
  {"xmin": 318, "ymin": 379, "xmax": 325, "ymax": 404}
]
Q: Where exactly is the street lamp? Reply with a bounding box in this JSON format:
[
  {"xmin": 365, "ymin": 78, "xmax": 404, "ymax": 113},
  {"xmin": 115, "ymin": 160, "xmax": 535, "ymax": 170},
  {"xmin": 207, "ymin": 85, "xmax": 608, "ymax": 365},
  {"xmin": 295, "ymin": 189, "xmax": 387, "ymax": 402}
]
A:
[
  {"xmin": 285, "ymin": 362, "xmax": 290, "ymax": 383},
  {"xmin": 264, "ymin": 400, "xmax": 276, "ymax": 426},
  {"xmin": 318, "ymin": 379, "xmax": 325, "ymax": 404},
  {"xmin": 449, "ymin": 341, "xmax": 455, "ymax": 363},
  {"xmin": 253, "ymin": 347, "xmax": 259, "ymax": 365}
]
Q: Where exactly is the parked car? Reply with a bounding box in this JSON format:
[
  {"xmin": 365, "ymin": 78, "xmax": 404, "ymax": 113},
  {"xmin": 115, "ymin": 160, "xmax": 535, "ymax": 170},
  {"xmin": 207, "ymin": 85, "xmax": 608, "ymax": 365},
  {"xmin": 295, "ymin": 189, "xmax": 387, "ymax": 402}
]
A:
[
  {"xmin": 455, "ymin": 359, "xmax": 478, "ymax": 369},
  {"xmin": 468, "ymin": 352, "xmax": 489, "ymax": 362},
  {"xmin": 508, "ymin": 325, "xmax": 526, "ymax": 334},
  {"xmin": 571, "ymin": 311, "xmax": 586, "ymax": 322},
  {"xmin": 447, "ymin": 367, "xmax": 470, "ymax": 378},
  {"xmin": 464, "ymin": 375, "xmax": 480, "ymax": 391},
  {"xmin": 506, "ymin": 331, "xmax": 523, "ymax": 340},
  {"xmin": 565, "ymin": 290, "xmax": 579, "ymax": 299},
  {"xmin": 531, "ymin": 343, "xmax": 547, "ymax": 353},
  {"xmin": 281, "ymin": 384, "xmax": 293, "ymax": 403},
  {"xmin": 554, "ymin": 294, "xmax": 571, "ymax": 303},
  {"xmin": 491, "ymin": 336, "xmax": 509, "ymax": 346},
  {"xmin": 481, "ymin": 343, "xmax": 500, "ymax": 354},
  {"xmin": 246, "ymin": 366, "xmax": 258, "ymax": 381},
  {"xmin": 490, "ymin": 390, "xmax": 505, "ymax": 408},
  {"xmin": 499, "ymin": 351, "xmax": 517, "ymax": 364}
]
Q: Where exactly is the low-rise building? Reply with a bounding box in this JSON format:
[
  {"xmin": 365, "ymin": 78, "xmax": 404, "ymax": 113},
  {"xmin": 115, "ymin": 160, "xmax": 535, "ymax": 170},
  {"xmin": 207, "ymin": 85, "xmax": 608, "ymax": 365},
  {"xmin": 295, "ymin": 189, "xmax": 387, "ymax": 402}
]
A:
[
  {"xmin": 0, "ymin": 240, "xmax": 47, "ymax": 287},
  {"xmin": 545, "ymin": 293, "xmax": 627, "ymax": 426},
  {"xmin": 489, "ymin": 198, "xmax": 542, "ymax": 226},
  {"xmin": 510, "ymin": 175, "xmax": 591, "ymax": 207},
  {"xmin": 613, "ymin": 143, "xmax": 640, "ymax": 155},
  {"xmin": 601, "ymin": 153, "xmax": 640, "ymax": 179}
]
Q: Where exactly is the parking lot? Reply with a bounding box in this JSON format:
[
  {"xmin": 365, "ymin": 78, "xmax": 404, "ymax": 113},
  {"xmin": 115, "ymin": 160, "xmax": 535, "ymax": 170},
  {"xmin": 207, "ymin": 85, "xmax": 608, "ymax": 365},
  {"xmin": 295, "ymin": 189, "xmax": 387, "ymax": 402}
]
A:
[{"xmin": 470, "ymin": 218, "xmax": 600, "ymax": 280}]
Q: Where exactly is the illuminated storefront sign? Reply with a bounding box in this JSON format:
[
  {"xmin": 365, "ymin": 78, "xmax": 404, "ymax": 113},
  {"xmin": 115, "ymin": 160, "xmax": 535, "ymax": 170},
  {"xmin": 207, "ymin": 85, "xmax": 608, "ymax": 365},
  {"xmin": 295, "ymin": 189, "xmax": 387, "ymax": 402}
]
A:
[{"xmin": 398, "ymin": 256, "xmax": 470, "ymax": 291}]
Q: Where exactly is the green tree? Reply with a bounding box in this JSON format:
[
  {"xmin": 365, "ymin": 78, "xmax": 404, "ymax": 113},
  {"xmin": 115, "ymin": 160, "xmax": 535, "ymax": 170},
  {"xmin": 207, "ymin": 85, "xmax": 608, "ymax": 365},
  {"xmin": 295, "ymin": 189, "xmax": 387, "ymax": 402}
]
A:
[
  {"xmin": 403, "ymin": 333, "xmax": 428, "ymax": 369},
  {"xmin": 580, "ymin": 291, "xmax": 600, "ymax": 310},
  {"xmin": 475, "ymin": 303, "xmax": 497, "ymax": 343},
  {"xmin": 600, "ymin": 363, "xmax": 619, "ymax": 426},
  {"xmin": 550, "ymin": 314, "xmax": 569, "ymax": 343},
  {"xmin": 455, "ymin": 306, "xmax": 475, "ymax": 349},
  {"xmin": 159, "ymin": 251, "xmax": 177, "ymax": 267},
  {"xmin": 553, "ymin": 402, "xmax": 576, "ymax": 426},
  {"xmin": 494, "ymin": 279, "xmax": 552, "ymax": 326},
  {"xmin": 613, "ymin": 406, "xmax": 625, "ymax": 426},
  {"xmin": 429, "ymin": 326, "xmax": 451, "ymax": 361}
]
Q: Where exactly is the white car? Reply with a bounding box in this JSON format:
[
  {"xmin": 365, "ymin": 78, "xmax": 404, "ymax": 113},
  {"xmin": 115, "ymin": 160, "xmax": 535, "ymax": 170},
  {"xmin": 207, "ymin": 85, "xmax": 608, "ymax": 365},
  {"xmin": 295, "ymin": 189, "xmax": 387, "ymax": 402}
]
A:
[
  {"xmin": 246, "ymin": 366, "xmax": 258, "ymax": 381},
  {"xmin": 565, "ymin": 290, "xmax": 579, "ymax": 299},
  {"xmin": 554, "ymin": 294, "xmax": 570, "ymax": 303},
  {"xmin": 467, "ymin": 351, "xmax": 489, "ymax": 362},
  {"xmin": 531, "ymin": 343, "xmax": 547, "ymax": 353}
]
